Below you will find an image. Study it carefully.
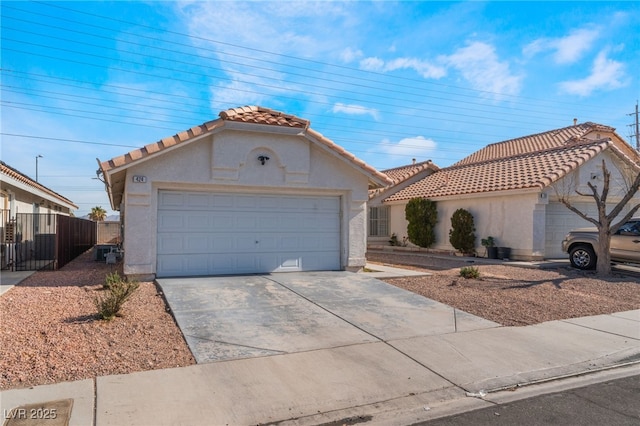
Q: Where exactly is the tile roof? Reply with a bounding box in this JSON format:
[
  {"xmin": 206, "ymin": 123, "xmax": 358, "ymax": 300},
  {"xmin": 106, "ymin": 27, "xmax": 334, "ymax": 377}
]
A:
[
  {"xmin": 384, "ymin": 133, "xmax": 640, "ymax": 202},
  {"xmin": 219, "ymin": 106, "xmax": 309, "ymax": 128},
  {"xmin": 384, "ymin": 121, "xmax": 640, "ymax": 202},
  {"xmin": 369, "ymin": 160, "xmax": 438, "ymax": 199},
  {"xmin": 454, "ymin": 122, "xmax": 616, "ymax": 166},
  {"xmin": 0, "ymin": 161, "xmax": 78, "ymax": 209},
  {"xmin": 99, "ymin": 106, "xmax": 393, "ymax": 209},
  {"xmin": 382, "ymin": 160, "xmax": 437, "ymax": 184}
]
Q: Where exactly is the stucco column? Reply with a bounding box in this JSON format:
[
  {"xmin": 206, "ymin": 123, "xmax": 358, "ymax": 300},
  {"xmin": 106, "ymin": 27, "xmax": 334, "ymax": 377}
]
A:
[
  {"xmin": 346, "ymin": 197, "xmax": 367, "ymax": 271},
  {"xmin": 122, "ymin": 189, "xmax": 155, "ymax": 280},
  {"xmin": 532, "ymin": 202, "xmax": 547, "ymax": 259}
]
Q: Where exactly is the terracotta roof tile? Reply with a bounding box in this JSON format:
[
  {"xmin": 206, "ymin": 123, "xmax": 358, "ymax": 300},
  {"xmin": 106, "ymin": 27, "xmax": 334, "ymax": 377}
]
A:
[
  {"xmin": 454, "ymin": 122, "xmax": 614, "ymax": 166},
  {"xmin": 385, "ymin": 139, "xmax": 611, "ymax": 202},
  {"xmin": 99, "ymin": 106, "xmax": 393, "ymax": 200},
  {"xmin": 219, "ymin": 105, "xmax": 309, "ymax": 128},
  {"xmin": 369, "ymin": 160, "xmax": 439, "ymax": 199},
  {"xmin": 382, "ymin": 160, "xmax": 437, "ymax": 184},
  {"xmin": 0, "ymin": 161, "xmax": 78, "ymax": 209}
]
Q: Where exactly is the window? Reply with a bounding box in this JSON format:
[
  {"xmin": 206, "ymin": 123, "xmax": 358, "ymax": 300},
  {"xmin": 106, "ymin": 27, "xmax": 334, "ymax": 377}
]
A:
[{"xmin": 369, "ymin": 206, "xmax": 389, "ymax": 237}]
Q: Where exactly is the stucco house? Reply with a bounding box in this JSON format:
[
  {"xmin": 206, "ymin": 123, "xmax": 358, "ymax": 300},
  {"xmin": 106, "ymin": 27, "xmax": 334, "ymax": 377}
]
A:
[
  {"xmin": 1, "ymin": 161, "xmax": 78, "ymax": 269},
  {"xmin": 367, "ymin": 160, "xmax": 439, "ymax": 246},
  {"xmin": 98, "ymin": 106, "xmax": 392, "ymax": 279},
  {"xmin": 378, "ymin": 122, "xmax": 640, "ymax": 260},
  {"xmin": 1, "ymin": 161, "xmax": 77, "ymax": 218}
]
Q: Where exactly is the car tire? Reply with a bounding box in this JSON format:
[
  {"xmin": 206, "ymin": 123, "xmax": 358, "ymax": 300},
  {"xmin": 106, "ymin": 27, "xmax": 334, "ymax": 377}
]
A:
[{"xmin": 569, "ymin": 245, "xmax": 597, "ymax": 269}]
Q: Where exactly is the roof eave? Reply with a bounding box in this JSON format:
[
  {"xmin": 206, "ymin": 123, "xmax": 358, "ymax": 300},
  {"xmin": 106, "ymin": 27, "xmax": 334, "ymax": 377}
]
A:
[
  {"xmin": 0, "ymin": 169, "xmax": 78, "ymax": 210},
  {"xmin": 304, "ymin": 128, "xmax": 392, "ymax": 188}
]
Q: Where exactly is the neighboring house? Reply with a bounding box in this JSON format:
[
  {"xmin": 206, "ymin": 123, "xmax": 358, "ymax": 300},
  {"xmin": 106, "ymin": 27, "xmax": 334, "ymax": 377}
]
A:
[
  {"xmin": 367, "ymin": 160, "xmax": 439, "ymax": 246},
  {"xmin": 381, "ymin": 122, "xmax": 640, "ymax": 260},
  {"xmin": 0, "ymin": 161, "xmax": 77, "ymax": 217},
  {"xmin": 1, "ymin": 161, "xmax": 78, "ymax": 269},
  {"xmin": 98, "ymin": 106, "xmax": 392, "ymax": 279}
]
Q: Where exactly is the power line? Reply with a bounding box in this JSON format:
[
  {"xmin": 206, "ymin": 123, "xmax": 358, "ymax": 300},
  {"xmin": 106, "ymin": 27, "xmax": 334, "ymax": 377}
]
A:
[
  {"xmin": 0, "ymin": 133, "xmax": 140, "ymax": 149},
  {"xmin": 1, "ymin": 12, "xmax": 602, "ymax": 120},
  {"xmin": 3, "ymin": 3, "xmax": 610, "ymax": 121},
  {"xmin": 22, "ymin": 1, "xmax": 613, "ymax": 112},
  {"xmin": 1, "ymin": 39, "xmax": 562, "ymax": 132}
]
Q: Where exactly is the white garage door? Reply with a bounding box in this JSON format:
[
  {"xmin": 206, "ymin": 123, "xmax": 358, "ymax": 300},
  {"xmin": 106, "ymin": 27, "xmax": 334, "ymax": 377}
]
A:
[
  {"xmin": 157, "ymin": 191, "xmax": 341, "ymax": 277},
  {"xmin": 545, "ymin": 202, "xmax": 597, "ymax": 258}
]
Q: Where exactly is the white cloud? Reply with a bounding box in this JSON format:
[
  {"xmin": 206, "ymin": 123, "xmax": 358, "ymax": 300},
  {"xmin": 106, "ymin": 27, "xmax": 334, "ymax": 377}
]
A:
[
  {"xmin": 558, "ymin": 50, "xmax": 627, "ymax": 96},
  {"xmin": 384, "ymin": 58, "xmax": 447, "ymax": 79},
  {"xmin": 340, "ymin": 47, "xmax": 363, "ymax": 63},
  {"xmin": 359, "ymin": 56, "xmax": 446, "ymax": 79},
  {"xmin": 443, "ymin": 42, "xmax": 522, "ymax": 98},
  {"xmin": 359, "ymin": 56, "xmax": 385, "ymax": 71},
  {"xmin": 377, "ymin": 136, "xmax": 437, "ymax": 159},
  {"xmin": 523, "ymin": 27, "xmax": 600, "ymax": 64},
  {"xmin": 332, "ymin": 103, "xmax": 379, "ymax": 120}
]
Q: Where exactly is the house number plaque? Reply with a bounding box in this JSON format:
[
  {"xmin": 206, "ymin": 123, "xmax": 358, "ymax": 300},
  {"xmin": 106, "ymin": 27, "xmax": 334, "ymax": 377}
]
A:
[{"xmin": 132, "ymin": 175, "xmax": 147, "ymax": 183}]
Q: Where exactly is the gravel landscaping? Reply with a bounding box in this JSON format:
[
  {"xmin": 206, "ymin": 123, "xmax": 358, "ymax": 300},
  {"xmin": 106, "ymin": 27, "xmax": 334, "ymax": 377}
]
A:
[
  {"xmin": 0, "ymin": 250, "xmax": 195, "ymax": 390},
  {"xmin": 2, "ymin": 249, "xmax": 638, "ymax": 391},
  {"xmin": 368, "ymin": 251, "xmax": 640, "ymax": 327}
]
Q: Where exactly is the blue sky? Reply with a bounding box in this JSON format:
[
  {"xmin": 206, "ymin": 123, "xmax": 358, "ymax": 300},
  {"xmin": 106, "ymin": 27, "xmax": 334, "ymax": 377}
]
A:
[{"xmin": 2, "ymin": 1, "xmax": 639, "ymax": 217}]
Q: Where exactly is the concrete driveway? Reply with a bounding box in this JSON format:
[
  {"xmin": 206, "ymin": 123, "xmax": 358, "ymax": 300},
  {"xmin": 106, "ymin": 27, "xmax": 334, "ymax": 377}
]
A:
[{"xmin": 157, "ymin": 271, "xmax": 500, "ymax": 363}]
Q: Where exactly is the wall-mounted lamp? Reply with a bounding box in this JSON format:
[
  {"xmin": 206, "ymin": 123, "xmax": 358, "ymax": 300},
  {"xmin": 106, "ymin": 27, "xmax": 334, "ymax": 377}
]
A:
[
  {"xmin": 257, "ymin": 155, "xmax": 270, "ymax": 165},
  {"xmin": 36, "ymin": 154, "xmax": 43, "ymax": 182}
]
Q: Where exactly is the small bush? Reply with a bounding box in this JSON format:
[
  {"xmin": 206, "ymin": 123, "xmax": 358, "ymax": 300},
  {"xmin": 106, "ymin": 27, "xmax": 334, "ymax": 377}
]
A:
[
  {"xmin": 459, "ymin": 266, "xmax": 480, "ymax": 279},
  {"xmin": 95, "ymin": 276, "xmax": 139, "ymax": 320},
  {"xmin": 104, "ymin": 272, "xmax": 122, "ymax": 290},
  {"xmin": 405, "ymin": 198, "xmax": 438, "ymax": 248},
  {"xmin": 449, "ymin": 208, "xmax": 476, "ymax": 254}
]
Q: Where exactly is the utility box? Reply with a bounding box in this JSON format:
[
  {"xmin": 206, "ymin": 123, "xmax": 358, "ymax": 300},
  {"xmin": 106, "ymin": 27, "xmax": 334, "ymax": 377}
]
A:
[{"xmin": 94, "ymin": 244, "xmax": 118, "ymax": 261}]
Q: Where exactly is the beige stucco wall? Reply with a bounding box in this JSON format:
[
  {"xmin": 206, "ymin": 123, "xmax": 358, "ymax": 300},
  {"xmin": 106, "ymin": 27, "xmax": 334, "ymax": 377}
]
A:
[
  {"xmin": 384, "ymin": 191, "xmax": 541, "ymax": 259},
  {"xmin": 377, "ymin": 151, "xmax": 640, "ymax": 261},
  {"xmin": 118, "ymin": 128, "xmax": 371, "ymax": 278},
  {"xmin": 0, "ymin": 183, "xmax": 74, "ymax": 217}
]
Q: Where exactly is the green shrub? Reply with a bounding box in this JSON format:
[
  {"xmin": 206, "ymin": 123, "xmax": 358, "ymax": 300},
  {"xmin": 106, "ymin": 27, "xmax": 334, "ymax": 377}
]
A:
[
  {"xmin": 459, "ymin": 266, "xmax": 480, "ymax": 279},
  {"xmin": 95, "ymin": 275, "xmax": 139, "ymax": 320},
  {"xmin": 104, "ymin": 271, "xmax": 122, "ymax": 290},
  {"xmin": 449, "ymin": 208, "xmax": 476, "ymax": 254},
  {"xmin": 405, "ymin": 198, "xmax": 438, "ymax": 248}
]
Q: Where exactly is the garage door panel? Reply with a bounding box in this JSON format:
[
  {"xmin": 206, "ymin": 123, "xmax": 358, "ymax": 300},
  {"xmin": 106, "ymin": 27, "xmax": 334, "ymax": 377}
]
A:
[
  {"xmin": 157, "ymin": 234, "xmax": 185, "ymax": 254},
  {"xmin": 158, "ymin": 214, "xmax": 185, "ymax": 230},
  {"xmin": 187, "ymin": 235, "xmax": 209, "ymax": 251},
  {"xmin": 186, "ymin": 214, "xmax": 211, "ymax": 230},
  {"xmin": 236, "ymin": 195, "xmax": 258, "ymax": 209},
  {"xmin": 157, "ymin": 191, "xmax": 341, "ymax": 277},
  {"xmin": 186, "ymin": 193, "xmax": 211, "ymax": 208},
  {"xmin": 159, "ymin": 192, "xmax": 184, "ymax": 207},
  {"xmin": 259, "ymin": 216, "xmax": 280, "ymax": 229}
]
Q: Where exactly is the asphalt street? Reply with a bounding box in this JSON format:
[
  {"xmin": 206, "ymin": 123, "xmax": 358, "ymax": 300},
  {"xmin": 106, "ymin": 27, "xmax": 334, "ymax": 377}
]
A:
[{"xmin": 413, "ymin": 374, "xmax": 640, "ymax": 426}]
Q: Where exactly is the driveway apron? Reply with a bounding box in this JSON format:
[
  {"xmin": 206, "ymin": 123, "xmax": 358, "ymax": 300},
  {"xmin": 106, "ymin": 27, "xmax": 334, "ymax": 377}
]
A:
[{"xmin": 157, "ymin": 271, "xmax": 499, "ymax": 363}]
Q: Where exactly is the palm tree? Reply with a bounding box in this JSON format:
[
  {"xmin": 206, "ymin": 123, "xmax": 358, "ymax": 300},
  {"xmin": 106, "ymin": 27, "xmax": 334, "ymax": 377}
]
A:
[{"xmin": 89, "ymin": 206, "xmax": 107, "ymax": 222}]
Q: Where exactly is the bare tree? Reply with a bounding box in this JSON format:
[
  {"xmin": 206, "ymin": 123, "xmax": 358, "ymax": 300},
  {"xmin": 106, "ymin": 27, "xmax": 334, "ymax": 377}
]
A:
[{"xmin": 557, "ymin": 159, "xmax": 640, "ymax": 275}]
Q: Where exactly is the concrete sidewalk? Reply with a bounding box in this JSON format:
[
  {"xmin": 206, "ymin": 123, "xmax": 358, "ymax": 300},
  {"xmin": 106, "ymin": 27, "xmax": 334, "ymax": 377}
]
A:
[
  {"xmin": 2, "ymin": 308, "xmax": 638, "ymax": 425},
  {"xmin": 1, "ymin": 266, "xmax": 638, "ymax": 425},
  {"xmin": 0, "ymin": 270, "xmax": 35, "ymax": 296}
]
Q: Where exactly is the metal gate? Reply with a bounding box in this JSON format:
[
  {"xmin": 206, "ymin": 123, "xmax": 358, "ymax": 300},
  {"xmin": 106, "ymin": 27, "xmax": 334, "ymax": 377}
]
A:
[{"xmin": 2, "ymin": 213, "xmax": 96, "ymax": 271}]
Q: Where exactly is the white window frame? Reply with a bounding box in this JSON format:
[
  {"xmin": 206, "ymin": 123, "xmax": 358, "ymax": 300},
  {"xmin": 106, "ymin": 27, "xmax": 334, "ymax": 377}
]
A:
[{"xmin": 369, "ymin": 206, "xmax": 389, "ymax": 237}]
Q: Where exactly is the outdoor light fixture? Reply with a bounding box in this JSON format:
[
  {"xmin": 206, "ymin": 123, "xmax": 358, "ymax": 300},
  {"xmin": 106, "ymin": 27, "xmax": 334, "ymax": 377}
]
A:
[
  {"xmin": 257, "ymin": 155, "xmax": 270, "ymax": 165},
  {"xmin": 36, "ymin": 154, "xmax": 43, "ymax": 182}
]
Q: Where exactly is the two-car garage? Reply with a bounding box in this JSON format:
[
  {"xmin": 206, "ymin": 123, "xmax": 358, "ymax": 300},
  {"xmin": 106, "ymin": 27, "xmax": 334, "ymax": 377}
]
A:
[
  {"xmin": 156, "ymin": 191, "xmax": 341, "ymax": 277},
  {"xmin": 99, "ymin": 106, "xmax": 391, "ymax": 279}
]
